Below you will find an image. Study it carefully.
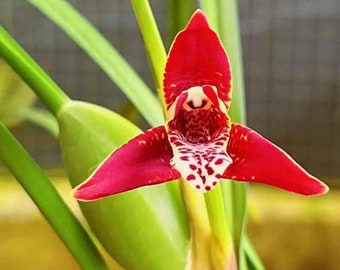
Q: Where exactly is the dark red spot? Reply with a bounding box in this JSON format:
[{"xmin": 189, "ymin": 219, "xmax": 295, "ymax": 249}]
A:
[
  {"xmin": 180, "ymin": 156, "xmax": 189, "ymax": 161},
  {"xmin": 205, "ymin": 165, "xmax": 214, "ymax": 175},
  {"xmin": 205, "ymin": 186, "xmax": 211, "ymax": 191},
  {"xmin": 187, "ymin": 174, "xmax": 196, "ymax": 181},
  {"xmin": 195, "ymin": 184, "xmax": 201, "ymax": 189},
  {"xmin": 215, "ymin": 158, "xmax": 224, "ymax": 165},
  {"xmin": 215, "ymin": 142, "xmax": 224, "ymax": 146},
  {"xmin": 212, "ymin": 181, "xmax": 218, "ymax": 186},
  {"xmin": 170, "ymin": 137, "xmax": 176, "ymax": 143},
  {"xmin": 189, "ymin": 164, "xmax": 197, "ymax": 170},
  {"xmin": 215, "ymin": 173, "xmax": 222, "ymax": 178}
]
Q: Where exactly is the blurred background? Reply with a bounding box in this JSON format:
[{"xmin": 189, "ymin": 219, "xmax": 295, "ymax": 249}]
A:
[{"xmin": 0, "ymin": 0, "xmax": 339, "ymax": 269}]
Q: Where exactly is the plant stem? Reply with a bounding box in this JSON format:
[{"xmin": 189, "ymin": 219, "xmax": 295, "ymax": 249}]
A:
[
  {"xmin": 204, "ymin": 184, "xmax": 234, "ymax": 269},
  {"xmin": 0, "ymin": 25, "xmax": 69, "ymax": 116},
  {"xmin": 0, "ymin": 121, "xmax": 110, "ymax": 270},
  {"xmin": 130, "ymin": 0, "xmax": 167, "ymax": 114},
  {"xmin": 180, "ymin": 181, "xmax": 212, "ymax": 269}
]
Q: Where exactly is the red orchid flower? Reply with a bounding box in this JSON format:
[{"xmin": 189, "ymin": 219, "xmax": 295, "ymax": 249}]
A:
[{"xmin": 74, "ymin": 11, "xmax": 328, "ymax": 201}]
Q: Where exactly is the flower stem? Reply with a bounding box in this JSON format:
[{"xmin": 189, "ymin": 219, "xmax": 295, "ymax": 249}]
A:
[
  {"xmin": 204, "ymin": 184, "xmax": 235, "ymax": 269},
  {"xmin": 0, "ymin": 25, "xmax": 70, "ymax": 116},
  {"xmin": 0, "ymin": 121, "xmax": 110, "ymax": 270},
  {"xmin": 180, "ymin": 181, "xmax": 212, "ymax": 270}
]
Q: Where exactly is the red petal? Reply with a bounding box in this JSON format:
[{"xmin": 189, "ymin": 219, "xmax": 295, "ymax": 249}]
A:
[
  {"xmin": 74, "ymin": 126, "xmax": 180, "ymax": 201},
  {"xmin": 223, "ymin": 124, "xmax": 329, "ymax": 195},
  {"xmin": 164, "ymin": 10, "xmax": 231, "ymax": 110}
]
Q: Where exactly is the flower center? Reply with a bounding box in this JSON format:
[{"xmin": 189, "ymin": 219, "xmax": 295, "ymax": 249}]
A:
[
  {"xmin": 167, "ymin": 85, "xmax": 229, "ymax": 143},
  {"xmin": 166, "ymin": 85, "xmax": 232, "ymax": 192}
]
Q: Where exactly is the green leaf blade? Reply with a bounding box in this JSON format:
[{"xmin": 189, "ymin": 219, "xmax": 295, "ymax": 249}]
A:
[
  {"xmin": 0, "ymin": 120, "xmax": 110, "ymax": 270},
  {"xmin": 29, "ymin": 0, "xmax": 163, "ymax": 127}
]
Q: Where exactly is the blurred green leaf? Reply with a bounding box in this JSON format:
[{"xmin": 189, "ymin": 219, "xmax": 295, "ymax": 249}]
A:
[
  {"xmin": 168, "ymin": 0, "xmax": 196, "ymax": 43},
  {"xmin": 58, "ymin": 101, "xmax": 190, "ymax": 270},
  {"xmin": 29, "ymin": 0, "xmax": 163, "ymax": 127},
  {"xmin": 21, "ymin": 107, "xmax": 59, "ymax": 138},
  {"xmin": 117, "ymin": 100, "xmax": 142, "ymax": 124},
  {"xmin": 0, "ymin": 61, "xmax": 36, "ymax": 128},
  {"xmin": 244, "ymin": 235, "xmax": 266, "ymax": 270},
  {"xmin": 0, "ymin": 120, "xmax": 110, "ymax": 270}
]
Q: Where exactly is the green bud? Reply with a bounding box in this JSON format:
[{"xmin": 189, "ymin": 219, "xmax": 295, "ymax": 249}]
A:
[{"xmin": 57, "ymin": 101, "xmax": 189, "ymax": 270}]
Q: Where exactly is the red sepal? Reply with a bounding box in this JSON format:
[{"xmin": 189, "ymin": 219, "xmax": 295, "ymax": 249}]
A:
[
  {"xmin": 164, "ymin": 10, "xmax": 232, "ymax": 110},
  {"xmin": 223, "ymin": 124, "xmax": 328, "ymax": 195},
  {"xmin": 74, "ymin": 126, "xmax": 180, "ymax": 201}
]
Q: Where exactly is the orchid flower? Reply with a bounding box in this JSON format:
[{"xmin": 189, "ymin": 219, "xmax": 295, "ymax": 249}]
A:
[{"xmin": 74, "ymin": 11, "xmax": 328, "ymax": 201}]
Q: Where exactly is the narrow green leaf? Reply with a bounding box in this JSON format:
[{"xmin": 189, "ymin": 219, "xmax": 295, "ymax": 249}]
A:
[
  {"xmin": 0, "ymin": 25, "xmax": 69, "ymax": 115},
  {"xmin": 0, "ymin": 120, "xmax": 110, "ymax": 270},
  {"xmin": 199, "ymin": 0, "xmax": 251, "ymax": 268},
  {"xmin": 58, "ymin": 101, "xmax": 189, "ymax": 270},
  {"xmin": 28, "ymin": 0, "xmax": 163, "ymax": 127},
  {"xmin": 21, "ymin": 107, "xmax": 59, "ymax": 138},
  {"xmin": 198, "ymin": 0, "xmax": 220, "ymax": 31},
  {"xmin": 130, "ymin": 0, "xmax": 167, "ymax": 95},
  {"xmin": 216, "ymin": 0, "xmax": 249, "ymax": 263},
  {"xmin": 217, "ymin": 0, "xmax": 246, "ymax": 124},
  {"xmin": 244, "ymin": 235, "xmax": 266, "ymax": 270}
]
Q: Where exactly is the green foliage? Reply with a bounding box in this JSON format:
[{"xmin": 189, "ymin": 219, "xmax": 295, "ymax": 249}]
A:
[
  {"xmin": 0, "ymin": 61, "xmax": 36, "ymax": 128},
  {"xmin": 168, "ymin": 0, "xmax": 197, "ymax": 42},
  {"xmin": 21, "ymin": 108, "xmax": 59, "ymax": 137},
  {"xmin": 28, "ymin": 0, "xmax": 163, "ymax": 127},
  {"xmin": 0, "ymin": 121, "xmax": 110, "ymax": 270},
  {"xmin": 0, "ymin": 26, "xmax": 69, "ymax": 115},
  {"xmin": 58, "ymin": 101, "xmax": 189, "ymax": 269}
]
